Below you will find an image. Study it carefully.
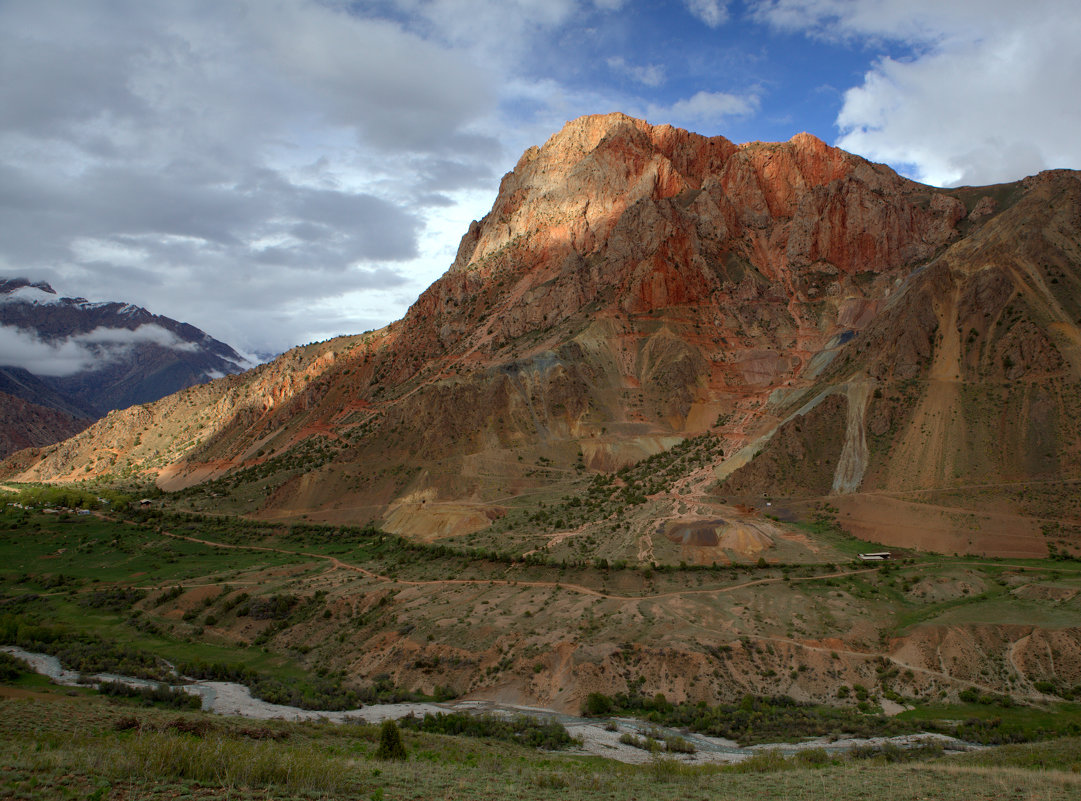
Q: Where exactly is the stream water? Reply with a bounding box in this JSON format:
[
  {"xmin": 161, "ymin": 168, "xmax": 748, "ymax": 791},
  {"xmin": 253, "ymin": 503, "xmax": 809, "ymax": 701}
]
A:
[{"xmin": 2, "ymin": 645, "xmax": 975, "ymax": 764}]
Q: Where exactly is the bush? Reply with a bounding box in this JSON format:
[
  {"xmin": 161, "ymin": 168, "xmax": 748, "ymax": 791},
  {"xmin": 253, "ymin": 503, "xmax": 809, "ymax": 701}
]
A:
[
  {"xmin": 81, "ymin": 587, "xmax": 147, "ymax": 611},
  {"xmin": 959, "ymin": 687, "xmax": 980, "ymax": 703},
  {"xmin": 238, "ymin": 594, "xmax": 297, "ymax": 621},
  {"xmin": 0, "ymin": 651, "xmax": 32, "ymax": 682},
  {"xmin": 178, "ymin": 659, "xmax": 365, "ymax": 711},
  {"xmin": 97, "ymin": 680, "xmax": 201, "ymax": 711},
  {"xmin": 1, "ymin": 615, "xmax": 169, "ymax": 681},
  {"xmin": 664, "ymin": 734, "xmax": 696, "ymax": 754},
  {"xmin": 575, "ymin": 691, "xmax": 921, "ymax": 745},
  {"xmin": 582, "ymin": 692, "xmax": 614, "ymax": 716},
  {"xmin": 376, "ymin": 720, "xmax": 407, "ymax": 760},
  {"xmin": 795, "ymin": 747, "xmax": 832, "ymax": 766}
]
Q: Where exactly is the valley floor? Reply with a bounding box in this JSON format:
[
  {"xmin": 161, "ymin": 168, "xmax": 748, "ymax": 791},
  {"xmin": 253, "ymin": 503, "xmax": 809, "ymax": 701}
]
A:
[{"xmin": 3, "ymin": 688, "xmax": 1081, "ymax": 801}]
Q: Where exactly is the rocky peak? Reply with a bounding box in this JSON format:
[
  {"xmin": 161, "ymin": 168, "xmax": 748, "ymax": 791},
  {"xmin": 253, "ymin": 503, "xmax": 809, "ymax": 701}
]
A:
[
  {"xmin": 0, "ymin": 277, "xmax": 58, "ymax": 297},
  {"xmin": 413, "ymin": 114, "xmax": 967, "ymax": 373},
  {"xmin": 450, "ymin": 112, "xmax": 723, "ymax": 273}
]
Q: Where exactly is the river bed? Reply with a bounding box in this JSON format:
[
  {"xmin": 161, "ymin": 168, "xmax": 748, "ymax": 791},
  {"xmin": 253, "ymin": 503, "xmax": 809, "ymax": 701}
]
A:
[{"xmin": 2, "ymin": 645, "xmax": 975, "ymax": 765}]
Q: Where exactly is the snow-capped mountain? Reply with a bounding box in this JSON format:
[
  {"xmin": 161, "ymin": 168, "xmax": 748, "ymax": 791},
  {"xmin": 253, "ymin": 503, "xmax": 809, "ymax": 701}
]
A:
[{"xmin": 0, "ymin": 278, "xmax": 252, "ymax": 455}]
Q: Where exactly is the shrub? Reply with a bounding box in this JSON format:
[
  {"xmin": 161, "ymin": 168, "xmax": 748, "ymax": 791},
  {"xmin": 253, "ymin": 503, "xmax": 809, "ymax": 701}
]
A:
[
  {"xmin": 376, "ymin": 720, "xmax": 407, "ymax": 760},
  {"xmin": 398, "ymin": 712, "xmax": 577, "ymax": 749},
  {"xmin": 664, "ymin": 734, "xmax": 696, "ymax": 754},
  {"xmin": 0, "ymin": 652, "xmax": 32, "ymax": 682},
  {"xmin": 959, "ymin": 687, "xmax": 980, "ymax": 703},
  {"xmin": 795, "ymin": 747, "xmax": 831, "ymax": 766},
  {"xmin": 582, "ymin": 692, "xmax": 614, "ymax": 716},
  {"xmin": 97, "ymin": 680, "xmax": 201, "ymax": 710}
]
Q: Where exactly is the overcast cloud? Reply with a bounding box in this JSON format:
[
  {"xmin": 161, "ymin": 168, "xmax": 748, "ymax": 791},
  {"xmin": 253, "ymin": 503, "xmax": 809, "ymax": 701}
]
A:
[{"xmin": 1, "ymin": 1, "xmax": 1078, "ymax": 357}]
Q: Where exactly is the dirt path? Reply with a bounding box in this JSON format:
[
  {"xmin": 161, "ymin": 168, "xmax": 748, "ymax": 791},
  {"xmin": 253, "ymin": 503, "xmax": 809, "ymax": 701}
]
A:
[
  {"xmin": 162, "ymin": 527, "xmax": 1076, "ymax": 601},
  {"xmin": 160, "ymin": 530, "xmax": 882, "ymax": 603}
]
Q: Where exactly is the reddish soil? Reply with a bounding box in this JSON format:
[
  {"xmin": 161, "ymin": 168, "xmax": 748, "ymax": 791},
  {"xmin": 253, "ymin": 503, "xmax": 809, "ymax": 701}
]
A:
[{"xmin": 833, "ymin": 494, "xmax": 1047, "ymax": 558}]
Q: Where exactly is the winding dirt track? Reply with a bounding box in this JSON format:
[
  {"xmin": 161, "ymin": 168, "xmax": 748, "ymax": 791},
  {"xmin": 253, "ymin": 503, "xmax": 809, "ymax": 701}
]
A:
[
  {"xmin": 157, "ymin": 529, "xmax": 1074, "ymax": 698},
  {"xmin": 162, "ymin": 528, "xmax": 1065, "ymax": 600},
  {"xmin": 161, "ymin": 529, "xmax": 882, "ymax": 602}
]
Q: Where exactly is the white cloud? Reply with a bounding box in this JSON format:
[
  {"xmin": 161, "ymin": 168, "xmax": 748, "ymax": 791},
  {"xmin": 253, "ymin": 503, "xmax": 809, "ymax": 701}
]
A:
[
  {"xmin": 607, "ymin": 57, "xmax": 666, "ymax": 87},
  {"xmin": 0, "ymin": 326, "xmax": 94, "ymax": 377},
  {"xmin": 684, "ymin": 0, "xmax": 729, "ymax": 28},
  {"xmin": 395, "ymin": 0, "xmax": 580, "ymax": 65},
  {"xmin": 77, "ymin": 324, "xmax": 201, "ymax": 353},
  {"xmin": 752, "ymin": 0, "xmax": 1081, "ymax": 186},
  {"xmin": 749, "ymin": 0, "xmax": 1025, "ymax": 44},
  {"xmin": 646, "ymin": 90, "xmax": 759, "ymax": 128},
  {"xmin": 0, "ymin": 323, "xmax": 199, "ymax": 377}
]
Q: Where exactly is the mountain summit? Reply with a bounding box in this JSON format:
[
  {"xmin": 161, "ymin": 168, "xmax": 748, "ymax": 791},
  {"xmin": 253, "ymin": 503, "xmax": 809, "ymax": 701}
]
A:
[{"xmin": 7, "ymin": 113, "xmax": 1081, "ymax": 563}]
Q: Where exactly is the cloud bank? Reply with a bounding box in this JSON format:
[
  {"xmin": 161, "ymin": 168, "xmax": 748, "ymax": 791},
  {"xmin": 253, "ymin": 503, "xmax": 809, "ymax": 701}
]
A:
[
  {"xmin": 0, "ymin": 0, "xmax": 503, "ymax": 354},
  {"xmin": 0, "ymin": 324, "xmax": 201, "ymax": 377},
  {"xmin": 754, "ymin": 0, "xmax": 1081, "ymax": 185}
]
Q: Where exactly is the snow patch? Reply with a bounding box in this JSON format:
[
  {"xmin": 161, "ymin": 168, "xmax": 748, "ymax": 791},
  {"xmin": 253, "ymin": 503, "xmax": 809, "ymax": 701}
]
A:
[{"xmin": 0, "ymin": 285, "xmax": 65, "ymax": 306}]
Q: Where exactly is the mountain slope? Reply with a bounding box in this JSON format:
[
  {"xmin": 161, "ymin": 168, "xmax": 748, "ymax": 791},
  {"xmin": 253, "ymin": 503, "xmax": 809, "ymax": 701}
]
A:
[
  {"xmin": 6, "ymin": 114, "xmax": 1080, "ymax": 562},
  {"xmin": 719, "ymin": 169, "xmax": 1081, "ymax": 557},
  {"xmin": 0, "ymin": 391, "xmax": 90, "ymax": 458}
]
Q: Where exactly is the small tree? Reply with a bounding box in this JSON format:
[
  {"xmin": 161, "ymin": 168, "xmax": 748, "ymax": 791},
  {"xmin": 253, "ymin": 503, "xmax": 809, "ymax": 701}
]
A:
[
  {"xmin": 376, "ymin": 719, "xmax": 407, "ymax": 760},
  {"xmin": 582, "ymin": 692, "xmax": 614, "ymax": 716}
]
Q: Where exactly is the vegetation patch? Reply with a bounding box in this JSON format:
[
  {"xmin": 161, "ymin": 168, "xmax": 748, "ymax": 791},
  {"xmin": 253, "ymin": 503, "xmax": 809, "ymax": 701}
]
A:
[
  {"xmin": 96, "ymin": 679, "xmax": 202, "ymax": 710},
  {"xmin": 397, "ymin": 711, "xmax": 579, "ymax": 749},
  {"xmin": 583, "ymin": 691, "xmax": 923, "ymax": 745},
  {"xmin": 0, "ymin": 651, "xmax": 33, "ymax": 682},
  {"xmin": 0, "ymin": 614, "xmax": 172, "ymax": 681}
]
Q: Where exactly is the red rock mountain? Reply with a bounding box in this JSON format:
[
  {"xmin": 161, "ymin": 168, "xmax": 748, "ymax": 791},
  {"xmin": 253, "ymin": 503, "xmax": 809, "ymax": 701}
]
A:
[{"xmin": 7, "ymin": 113, "xmax": 1081, "ymax": 560}]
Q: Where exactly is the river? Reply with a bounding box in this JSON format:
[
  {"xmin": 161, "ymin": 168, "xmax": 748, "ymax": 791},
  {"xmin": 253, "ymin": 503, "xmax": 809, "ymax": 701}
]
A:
[{"xmin": 1, "ymin": 645, "xmax": 975, "ymax": 765}]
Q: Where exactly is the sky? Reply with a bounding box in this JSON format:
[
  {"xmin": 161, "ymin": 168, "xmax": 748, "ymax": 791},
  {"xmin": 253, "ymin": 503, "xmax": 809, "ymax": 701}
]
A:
[{"xmin": 1, "ymin": 0, "xmax": 1079, "ymax": 360}]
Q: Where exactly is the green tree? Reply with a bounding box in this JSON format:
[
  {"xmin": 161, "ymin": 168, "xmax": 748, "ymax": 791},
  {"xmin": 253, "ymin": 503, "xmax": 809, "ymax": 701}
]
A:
[{"xmin": 376, "ymin": 719, "xmax": 407, "ymax": 760}]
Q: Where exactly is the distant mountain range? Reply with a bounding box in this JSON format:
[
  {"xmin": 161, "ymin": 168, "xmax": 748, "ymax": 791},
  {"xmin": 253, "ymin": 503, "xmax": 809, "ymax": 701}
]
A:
[{"xmin": 0, "ymin": 278, "xmax": 250, "ymax": 457}]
